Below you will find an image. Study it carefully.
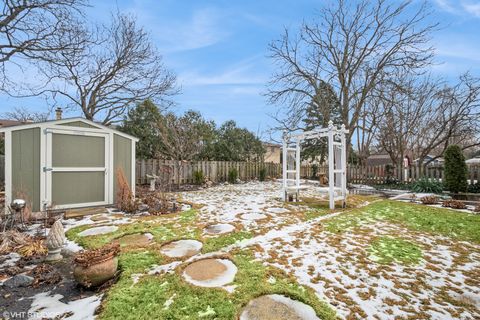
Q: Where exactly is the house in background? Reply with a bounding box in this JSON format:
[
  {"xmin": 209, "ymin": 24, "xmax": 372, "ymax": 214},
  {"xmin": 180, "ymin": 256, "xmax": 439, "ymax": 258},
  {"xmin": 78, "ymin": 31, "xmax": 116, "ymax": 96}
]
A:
[
  {"xmin": 263, "ymin": 142, "xmax": 281, "ymax": 163},
  {"xmin": 413, "ymin": 155, "xmax": 444, "ymax": 166},
  {"xmin": 466, "ymin": 157, "xmax": 480, "ymax": 166},
  {"xmin": 366, "ymin": 153, "xmax": 394, "ymax": 166}
]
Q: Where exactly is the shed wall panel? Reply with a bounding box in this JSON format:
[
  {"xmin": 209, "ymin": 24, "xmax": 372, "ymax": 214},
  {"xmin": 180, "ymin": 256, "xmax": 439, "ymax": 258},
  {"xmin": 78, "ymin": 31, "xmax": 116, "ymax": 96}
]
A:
[
  {"xmin": 12, "ymin": 128, "xmax": 41, "ymax": 212},
  {"xmin": 113, "ymin": 134, "xmax": 132, "ymax": 200}
]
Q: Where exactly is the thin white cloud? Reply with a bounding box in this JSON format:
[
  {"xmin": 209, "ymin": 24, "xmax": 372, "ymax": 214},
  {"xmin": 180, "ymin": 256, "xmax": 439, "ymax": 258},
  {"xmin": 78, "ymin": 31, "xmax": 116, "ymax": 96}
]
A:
[
  {"xmin": 434, "ymin": 0, "xmax": 480, "ymax": 18},
  {"xmin": 434, "ymin": 0, "xmax": 458, "ymax": 14},
  {"xmin": 462, "ymin": 2, "xmax": 480, "ymax": 17},
  {"xmin": 179, "ymin": 55, "xmax": 268, "ymax": 86},
  {"xmin": 123, "ymin": 5, "xmax": 230, "ymax": 52}
]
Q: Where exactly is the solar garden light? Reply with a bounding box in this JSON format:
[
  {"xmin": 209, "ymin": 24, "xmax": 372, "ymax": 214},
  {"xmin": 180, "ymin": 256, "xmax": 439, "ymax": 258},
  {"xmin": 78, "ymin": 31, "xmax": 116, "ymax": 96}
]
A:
[{"xmin": 10, "ymin": 199, "xmax": 26, "ymax": 214}]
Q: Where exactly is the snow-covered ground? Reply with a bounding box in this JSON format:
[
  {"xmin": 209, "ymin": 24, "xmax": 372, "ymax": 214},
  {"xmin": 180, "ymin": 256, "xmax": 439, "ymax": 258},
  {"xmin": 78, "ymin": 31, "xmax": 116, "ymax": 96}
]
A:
[
  {"xmin": 182, "ymin": 181, "xmax": 480, "ymax": 319},
  {"xmin": 3, "ymin": 181, "xmax": 479, "ymax": 319}
]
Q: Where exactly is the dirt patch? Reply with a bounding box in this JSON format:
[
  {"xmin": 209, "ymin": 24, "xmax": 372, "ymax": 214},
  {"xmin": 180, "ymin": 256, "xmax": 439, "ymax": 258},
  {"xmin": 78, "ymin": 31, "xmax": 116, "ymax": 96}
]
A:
[
  {"xmin": 182, "ymin": 258, "xmax": 237, "ymax": 287},
  {"xmin": 160, "ymin": 240, "xmax": 202, "ymax": 258},
  {"xmin": 240, "ymin": 294, "xmax": 320, "ymax": 320}
]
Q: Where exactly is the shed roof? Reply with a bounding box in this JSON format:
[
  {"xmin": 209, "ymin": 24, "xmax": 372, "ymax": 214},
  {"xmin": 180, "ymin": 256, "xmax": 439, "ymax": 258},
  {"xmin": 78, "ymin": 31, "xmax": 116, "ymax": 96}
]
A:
[{"xmin": 0, "ymin": 117, "xmax": 139, "ymax": 141}]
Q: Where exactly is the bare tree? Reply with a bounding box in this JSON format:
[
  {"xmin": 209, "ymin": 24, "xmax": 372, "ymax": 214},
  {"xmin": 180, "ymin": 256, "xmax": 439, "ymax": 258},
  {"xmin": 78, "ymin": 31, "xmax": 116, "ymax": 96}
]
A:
[
  {"xmin": 2, "ymin": 105, "xmax": 52, "ymax": 122},
  {"xmin": 376, "ymin": 73, "xmax": 480, "ymax": 175},
  {"xmin": 412, "ymin": 74, "xmax": 480, "ymax": 168},
  {"xmin": 33, "ymin": 12, "xmax": 177, "ymax": 125},
  {"xmin": 156, "ymin": 111, "xmax": 208, "ymax": 186},
  {"xmin": 0, "ymin": 0, "xmax": 86, "ymax": 83},
  {"xmin": 376, "ymin": 75, "xmax": 440, "ymax": 175},
  {"xmin": 267, "ymin": 0, "xmax": 437, "ymax": 155}
]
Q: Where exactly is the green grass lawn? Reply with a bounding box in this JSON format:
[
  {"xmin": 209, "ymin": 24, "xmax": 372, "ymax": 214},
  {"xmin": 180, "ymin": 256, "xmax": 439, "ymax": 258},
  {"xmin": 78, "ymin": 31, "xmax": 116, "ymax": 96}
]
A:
[{"xmin": 325, "ymin": 200, "xmax": 480, "ymax": 243}]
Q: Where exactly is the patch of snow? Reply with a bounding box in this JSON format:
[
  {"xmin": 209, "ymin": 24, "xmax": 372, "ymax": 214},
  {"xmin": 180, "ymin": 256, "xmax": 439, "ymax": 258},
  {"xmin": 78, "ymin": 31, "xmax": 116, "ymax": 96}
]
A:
[
  {"xmin": 163, "ymin": 293, "xmax": 176, "ymax": 309},
  {"xmin": 28, "ymin": 292, "xmax": 102, "ymax": 320},
  {"xmin": 240, "ymin": 212, "xmax": 268, "ymax": 221},
  {"xmin": 78, "ymin": 225, "xmax": 118, "ymax": 237}
]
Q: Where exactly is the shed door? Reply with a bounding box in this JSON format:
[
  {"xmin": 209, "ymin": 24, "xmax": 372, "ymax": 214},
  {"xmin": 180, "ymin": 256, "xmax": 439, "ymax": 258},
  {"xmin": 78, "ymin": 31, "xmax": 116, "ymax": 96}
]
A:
[{"xmin": 44, "ymin": 128, "xmax": 110, "ymax": 209}]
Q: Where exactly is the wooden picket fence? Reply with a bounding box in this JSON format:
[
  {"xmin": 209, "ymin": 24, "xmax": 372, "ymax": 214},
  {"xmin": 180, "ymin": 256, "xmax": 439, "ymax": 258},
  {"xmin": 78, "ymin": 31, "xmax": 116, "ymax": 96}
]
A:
[
  {"xmin": 135, "ymin": 159, "xmax": 480, "ymax": 186},
  {"xmin": 136, "ymin": 159, "xmax": 282, "ymax": 185}
]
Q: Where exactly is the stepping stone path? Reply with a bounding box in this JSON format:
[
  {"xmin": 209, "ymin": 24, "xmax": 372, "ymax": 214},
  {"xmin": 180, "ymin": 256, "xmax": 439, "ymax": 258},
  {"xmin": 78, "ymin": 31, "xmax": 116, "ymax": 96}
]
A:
[
  {"xmin": 160, "ymin": 240, "xmax": 202, "ymax": 258},
  {"xmin": 240, "ymin": 212, "xmax": 268, "ymax": 221},
  {"xmin": 113, "ymin": 233, "xmax": 153, "ymax": 247},
  {"xmin": 182, "ymin": 258, "xmax": 237, "ymax": 288},
  {"xmin": 204, "ymin": 223, "xmax": 235, "ymax": 235},
  {"xmin": 78, "ymin": 226, "xmax": 118, "ymax": 237},
  {"xmin": 240, "ymin": 294, "xmax": 320, "ymax": 320}
]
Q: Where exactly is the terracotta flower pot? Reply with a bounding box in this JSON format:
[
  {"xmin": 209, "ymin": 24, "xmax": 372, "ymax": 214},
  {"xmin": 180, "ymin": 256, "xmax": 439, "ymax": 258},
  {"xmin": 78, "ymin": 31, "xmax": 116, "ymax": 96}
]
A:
[{"xmin": 74, "ymin": 257, "xmax": 118, "ymax": 287}]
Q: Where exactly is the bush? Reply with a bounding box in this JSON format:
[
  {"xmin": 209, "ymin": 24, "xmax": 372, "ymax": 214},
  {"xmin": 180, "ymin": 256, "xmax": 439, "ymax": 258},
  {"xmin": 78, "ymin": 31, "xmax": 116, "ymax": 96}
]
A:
[
  {"xmin": 411, "ymin": 178, "xmax": 443, "ymax": 194},
  {"xmin": 467, "ymin": 182, "xmax": 480, "ymax": 193},
  {"xmin": 259, "ymin": 168, "xmax": 266, "ymax": 182},
  {"xmin": 193, "ymin": 170, "xmax": 205, "ymax": 185},
  {"xmin": 228, "ymin": 168, "xmax": 238, "ymax": 184},
  {"xmin": 311, "ymin": 164, "xmax": 318, "ymax": 180},
  {"xmin": 442, "ymin": 199, "xmax": 467, "ymax": 209},
  {"xmin": 420, "ymin": 196, "xmax": 438, "ymax": 205},
  {"xmin": 444, "ymin": 145, "xmax": 468, "ymax": 193}
]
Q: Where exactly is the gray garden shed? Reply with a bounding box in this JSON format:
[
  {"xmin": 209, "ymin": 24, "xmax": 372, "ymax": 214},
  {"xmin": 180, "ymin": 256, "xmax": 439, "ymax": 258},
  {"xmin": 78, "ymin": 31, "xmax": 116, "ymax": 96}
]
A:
[{"xmin": 1, "ymin": 118, "xmax": 138, "ymax": 212}]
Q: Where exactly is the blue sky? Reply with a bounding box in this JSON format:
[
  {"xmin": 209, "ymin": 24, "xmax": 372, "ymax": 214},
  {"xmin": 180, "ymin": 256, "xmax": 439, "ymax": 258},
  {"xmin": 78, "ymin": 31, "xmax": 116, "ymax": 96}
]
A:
[{"xmin": 1, "ymin": 0, "xmax": 480, "ymax": 141}]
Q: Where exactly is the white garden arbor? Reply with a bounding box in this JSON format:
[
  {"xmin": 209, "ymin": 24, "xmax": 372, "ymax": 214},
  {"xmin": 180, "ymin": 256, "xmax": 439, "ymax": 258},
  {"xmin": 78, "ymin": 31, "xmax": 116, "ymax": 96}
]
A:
[{"xmin": 282, "ymin": 121, "xmax": 348, "ymax": 209}]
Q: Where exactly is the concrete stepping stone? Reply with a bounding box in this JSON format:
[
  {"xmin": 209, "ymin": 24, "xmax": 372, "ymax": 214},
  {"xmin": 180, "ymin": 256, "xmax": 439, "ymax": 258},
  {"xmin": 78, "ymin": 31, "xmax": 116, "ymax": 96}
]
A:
[
  {"xmin": 160, "ymin": 240, "xmax": 202, "ymax": 258},
  {"xmin": 240, "ymin": 294, "xmax": 320, "ymax": 320},
  {"xmin": 113, "ymin": 233, "xmax": 153, "ymax": 247},
  {"xmin": 183, "ymin": 258, "xmax": 237, "ymax": 287},
  {"xmin": 240, "ymin": 212, "xmax": 268, "ymax": 221},
  {"xmin": 78, "ymin": 226, "xmax": 118, "ymax": 237},
  {"xmin": 204, "ymin": 223, "xmax": 235, "ymax": 235},
  {"xmin": 266, "ymin": 207, "xmax": 289, "ymax": 214}
]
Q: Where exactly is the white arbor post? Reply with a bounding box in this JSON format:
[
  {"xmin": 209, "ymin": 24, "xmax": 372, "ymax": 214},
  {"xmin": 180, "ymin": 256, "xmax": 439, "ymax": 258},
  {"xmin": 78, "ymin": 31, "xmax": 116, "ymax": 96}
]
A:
[
  {"xmin": 282, "ymin": 131, "xmax": 288, "ymax": 201},
  {"xmin": 295, "ymin": 138, "xmax": 301, "ymax": 191},
  {"xmin": 340, "ymin": 124, "xmax": 347, "ymax": 208},
  {"xmin": 327, "ymin": 121, "xmax": 335, "ymax": 210}
]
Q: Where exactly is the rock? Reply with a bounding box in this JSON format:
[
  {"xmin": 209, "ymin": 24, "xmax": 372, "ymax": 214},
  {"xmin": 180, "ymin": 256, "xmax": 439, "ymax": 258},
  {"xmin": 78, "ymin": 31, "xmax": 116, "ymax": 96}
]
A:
[
  {"xmin": 3, "ymin": 274, "xmax": 34, "ymax": 288},
  {"xmin": 205, "ymin": 180, "xmax": 213, "ymax": 188},
  {"xmin": 138, "ymin": 204, "xmax": 150, "ymax": 212}
]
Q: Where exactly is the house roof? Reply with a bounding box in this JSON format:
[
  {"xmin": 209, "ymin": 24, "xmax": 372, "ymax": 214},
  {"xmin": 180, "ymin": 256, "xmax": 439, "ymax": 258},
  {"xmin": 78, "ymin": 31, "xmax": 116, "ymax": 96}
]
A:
[
  {"xmin": 0, "ymin": 119, "xmax": 25, "ymax": 128},
  {"xmin": 466, "ymin": 157, "xmax": 480, "ymax": 164},
  {"xmin": 0, "ymin": 117, "xmax": 139, "ymax": 141},
  {"xmin": 366, "ymin": 154, "xmax": 393, "ymax": 166}
]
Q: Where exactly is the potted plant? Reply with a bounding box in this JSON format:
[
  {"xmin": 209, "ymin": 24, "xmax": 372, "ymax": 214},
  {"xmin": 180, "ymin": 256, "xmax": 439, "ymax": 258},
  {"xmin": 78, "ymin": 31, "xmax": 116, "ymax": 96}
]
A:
[{"xmin": 73, "ymin": 243, "xmax": 120, "ymax": 287}]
